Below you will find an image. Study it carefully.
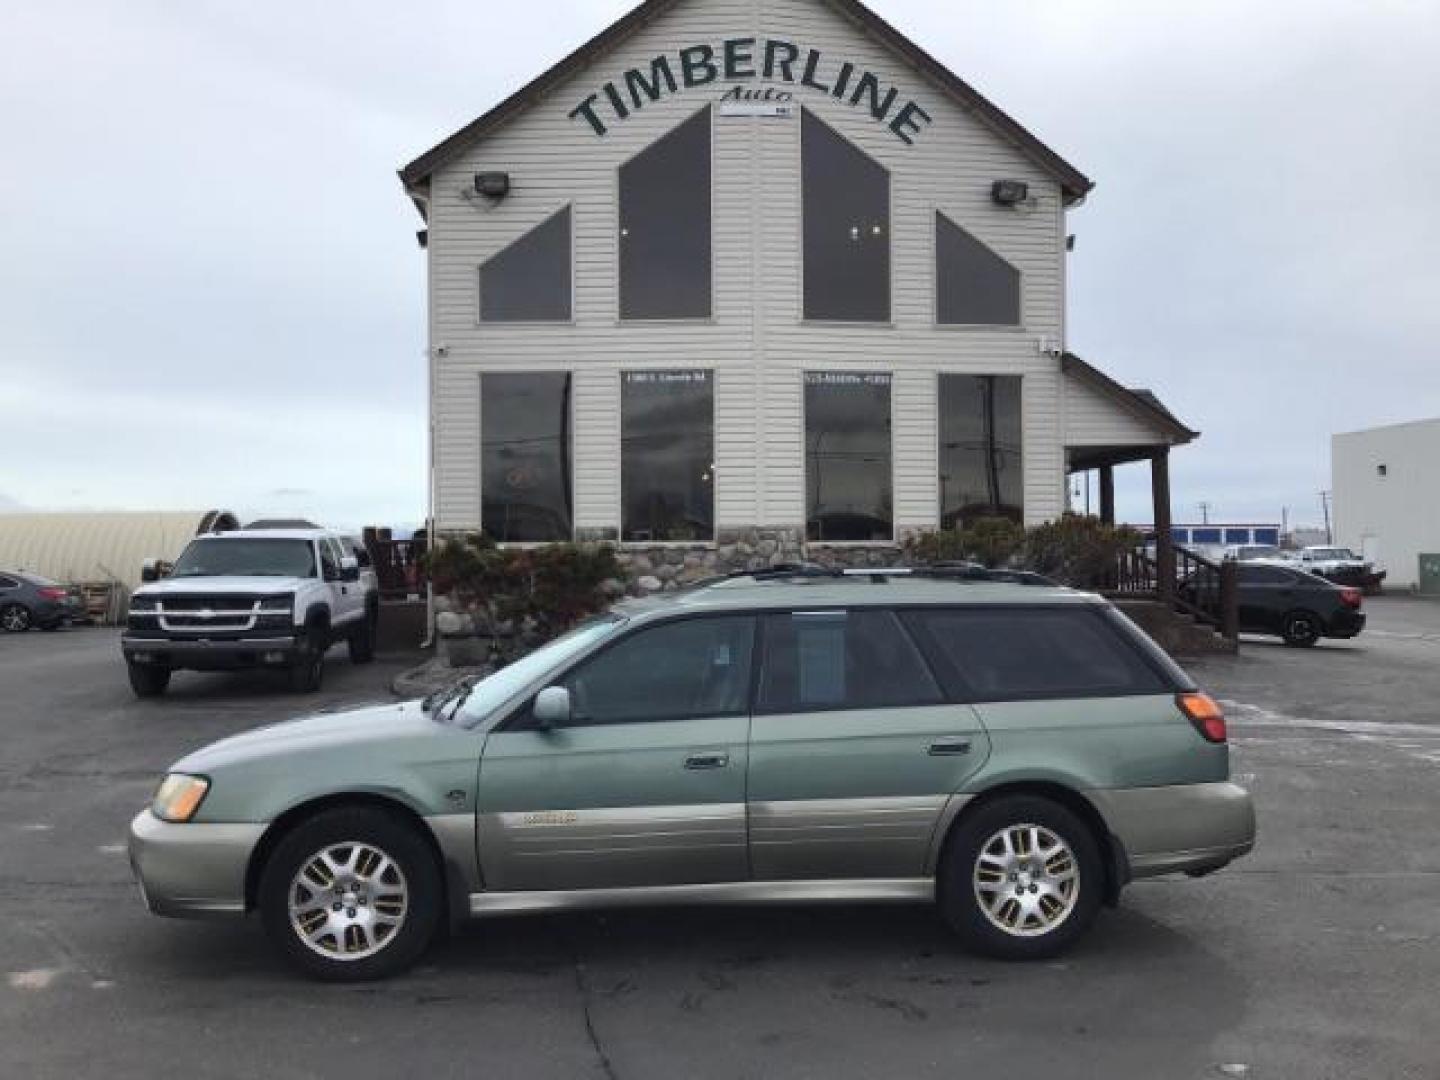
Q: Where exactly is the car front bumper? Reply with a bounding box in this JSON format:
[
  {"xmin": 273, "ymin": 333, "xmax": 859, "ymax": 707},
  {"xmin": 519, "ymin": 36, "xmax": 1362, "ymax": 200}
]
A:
[
  {"xmin": 1089, "ymin": 781, "xmax": 1256, "ymax": 879},
  {"xmin": 122, "ymin": 634, "xmax": 301, "ymax": 671},
  {"xmin": 128, "ymin": 810, "xmax": 265, "ymax": 920}
]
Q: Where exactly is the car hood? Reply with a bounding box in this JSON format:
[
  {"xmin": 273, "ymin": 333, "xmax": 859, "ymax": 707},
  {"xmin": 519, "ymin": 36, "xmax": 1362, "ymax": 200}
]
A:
[
  {"xmin": 135, "ymin": 577, "xmax": 310, "ymax": 598},
  {"xmin": 174, "ymin": 700, "xmax": 436, "ymax": 773}
]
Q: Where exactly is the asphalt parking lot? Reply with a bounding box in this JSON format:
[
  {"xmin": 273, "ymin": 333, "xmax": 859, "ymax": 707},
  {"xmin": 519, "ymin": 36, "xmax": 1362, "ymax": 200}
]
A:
[{"xmin": 3, "ymin": 602, "xmax": 1438, "ymax": 1079}]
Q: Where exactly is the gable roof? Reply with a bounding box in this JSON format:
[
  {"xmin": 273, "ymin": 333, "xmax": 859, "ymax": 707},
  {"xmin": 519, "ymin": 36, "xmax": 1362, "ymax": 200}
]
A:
[
  {"xmin": 1062, "ymin": 353, "xmax": 1199, "ymax": 445},
  {"xmin": 399, "ymin": 0, "xmax": 1093, "ymax": 205}
]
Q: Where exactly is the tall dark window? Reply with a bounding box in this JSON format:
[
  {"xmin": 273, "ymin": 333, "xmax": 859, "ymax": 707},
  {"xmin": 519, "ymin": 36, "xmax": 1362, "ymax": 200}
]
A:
[
  {"xmin": 802, "ymin": 109, "xmax": 890, "ymax": 322},
  {"xmin": 622, "ymin": 371, "xmax": 714, "ymax": 542},
  {"xmin": 936, "ymin": 212, "xmax": 1020, "ymax": 325},
  {"xmin": 805, "ymin": 373, "xmax": 892, "ymax": 542},
  {"xmin": 479, "ymin": 206, "xmax": 572, "ymax": 322},
  {"xmin": 481, "ymin": 373, "xmax": 572, "ymax": 542},
  {"xmin": 939, "ymin": 375, "xmax": 1023, "ymax": 529},
  {"xmin": 619, "ymin": 108, "xmax": 712, "ymax": 319}
]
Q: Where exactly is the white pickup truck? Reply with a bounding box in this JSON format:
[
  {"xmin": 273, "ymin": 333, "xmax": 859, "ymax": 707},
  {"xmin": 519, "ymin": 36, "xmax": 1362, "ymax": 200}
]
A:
[{"xmin": 122, "ymin": 528, "xmax": 379, "ymax": 697}]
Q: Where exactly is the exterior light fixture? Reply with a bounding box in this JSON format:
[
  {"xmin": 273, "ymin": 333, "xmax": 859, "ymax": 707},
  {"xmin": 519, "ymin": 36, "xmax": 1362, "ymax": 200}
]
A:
[
  {"xmin": 474, "ymin": 172, "xmax": 511, "ymax": 199},
  {"xmin": 991, "ymin": 179, "xmax": 1029, "ymax": 206}
]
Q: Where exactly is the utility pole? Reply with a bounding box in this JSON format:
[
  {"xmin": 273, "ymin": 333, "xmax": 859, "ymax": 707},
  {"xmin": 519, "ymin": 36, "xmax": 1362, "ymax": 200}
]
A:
[
  {"xmin": 1282, "ymin": 506, "xmax": 1290, "ymax": 547},
  {"xmin": 1320, "ymin": 490, "xmax": 1333, "ymax": 544},
  {"xmin": 1198, "ymin": 501, "xmax": 1211, "ymax": 525}
]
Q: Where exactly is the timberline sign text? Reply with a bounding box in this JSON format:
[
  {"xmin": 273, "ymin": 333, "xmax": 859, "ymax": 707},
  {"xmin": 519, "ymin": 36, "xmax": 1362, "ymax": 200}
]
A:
[{"xmin": 569, "ymin": 38, "xmax": 933, "ymax": 145}]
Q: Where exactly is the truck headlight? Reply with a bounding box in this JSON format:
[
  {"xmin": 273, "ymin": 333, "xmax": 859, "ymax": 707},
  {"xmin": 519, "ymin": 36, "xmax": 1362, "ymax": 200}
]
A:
[
  {"xmin": 129, "ymin": 595, "xmax": 159, "ymax": 613},
  {"xmin": 152, "ymin": 774, "xmax": 210, "ymax": 823}
]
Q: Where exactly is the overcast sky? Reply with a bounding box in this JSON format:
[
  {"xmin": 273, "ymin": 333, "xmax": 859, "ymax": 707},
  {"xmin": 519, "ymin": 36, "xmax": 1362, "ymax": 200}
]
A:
[{"xmin": 2, "ymin": 0, "xmax": 1437, "ymax": 531}]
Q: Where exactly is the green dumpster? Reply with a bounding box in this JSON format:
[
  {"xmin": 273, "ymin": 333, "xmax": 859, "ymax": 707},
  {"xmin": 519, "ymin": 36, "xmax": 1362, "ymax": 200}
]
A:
[{"xmin": 1420, "ymin": 554, "xmax": 1440, "ymax": 595}]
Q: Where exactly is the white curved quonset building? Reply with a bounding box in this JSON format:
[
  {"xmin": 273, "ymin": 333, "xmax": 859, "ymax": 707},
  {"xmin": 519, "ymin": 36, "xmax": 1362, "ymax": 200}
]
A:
[{"xmin": 401, "ymin": 0, "xmax": 1195, "ymax": 576}]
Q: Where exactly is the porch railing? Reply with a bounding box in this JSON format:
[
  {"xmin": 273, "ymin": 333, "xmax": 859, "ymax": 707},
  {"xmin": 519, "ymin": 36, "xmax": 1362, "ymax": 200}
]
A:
[{"xmin": 1106, "ymin": 545, "xmax": 1239, "ymax": 644}]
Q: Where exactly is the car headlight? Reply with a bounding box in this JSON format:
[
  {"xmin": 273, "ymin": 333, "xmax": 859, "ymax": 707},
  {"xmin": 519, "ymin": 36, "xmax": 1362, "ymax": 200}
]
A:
[
  {"xmin": 129, "ymin": 595, "xmax": 159, "ymax": 613},
  {"xmin": 152, "ymin": 773, "xmax": 210, "ymax": 823}
]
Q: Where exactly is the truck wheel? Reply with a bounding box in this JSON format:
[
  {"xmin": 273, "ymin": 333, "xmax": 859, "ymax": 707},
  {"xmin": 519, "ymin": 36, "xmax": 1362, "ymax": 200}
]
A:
[
  {"xmin": 938, "ymin": 795, "xmax": 1103, "ymax": 961},
  {"xmin": 289, "ymin": 631, "xmax": 326, "ymax": 693},
  {"xmin": 1, "ymin": 603, "xmax": 32, "ymax": 633},
  {"xmin": 1281, "ymin": 611, "xmax": 1321, "ymax": 648},
  {"xmin": 258, "ymin": 806, "xmax": 443, "ymax": 982},
  {"xmin": 348, "ymin": 609, "xmax": 377, "ymax": 665},
  {"xmin": 128, "ymin": 663, "xmax": 171, "ymax": 698}
]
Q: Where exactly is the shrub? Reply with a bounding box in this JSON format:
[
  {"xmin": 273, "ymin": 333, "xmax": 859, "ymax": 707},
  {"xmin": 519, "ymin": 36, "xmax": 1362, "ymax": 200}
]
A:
[
  {"xmin": 425, "ymin": 534, "xmax": 624, "ymax": 661},
  {"xmin": 1022, "ymin": 514, "xmax": 1140, "ymax": 589},
  {"xmin": 904, "ymin": 516, "xmax": 1026, "ymax": 568}
]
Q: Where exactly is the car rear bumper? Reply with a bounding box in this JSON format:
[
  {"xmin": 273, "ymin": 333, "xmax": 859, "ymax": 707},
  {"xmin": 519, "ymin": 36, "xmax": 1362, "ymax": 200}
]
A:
[
  {"xmin": 122, "ymin": 634, "xmax": 301, "ymax": 671},
  {"xmin": 1326, "ymin": 610, "xmax": 1366, "ymax": 638},
  {"xmin": 1090, "ymin": 781, "xmax": 1256, "ymax": 880},
  {"xmin": 128, "ymin": 810, "xmax": 264, "ymax": 919}
]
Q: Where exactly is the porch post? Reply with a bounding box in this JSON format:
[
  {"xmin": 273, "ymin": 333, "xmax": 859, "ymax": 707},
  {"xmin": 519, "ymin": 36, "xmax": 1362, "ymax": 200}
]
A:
[
  {"xmin": 1099, "ymin": 465, "xmax": 1116, "ymax": 526},
  {"xmin": 1151, "ymin": 448, "xmax": 1175, "ymax": 603}
]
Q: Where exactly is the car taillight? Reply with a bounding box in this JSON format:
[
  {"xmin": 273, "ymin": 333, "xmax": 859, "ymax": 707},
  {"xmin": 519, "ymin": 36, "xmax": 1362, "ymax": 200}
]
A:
[
  {"xmin": 1178, "ymin": 692, "xmax": 1227, "ymax": 744},
  {"xmin": 1340, "ymin": 587, "xmax": 1362, "ymax": 609},
  {"xmin": 38, "ymin": 587, "xmax": 68, "ymax": 600}
]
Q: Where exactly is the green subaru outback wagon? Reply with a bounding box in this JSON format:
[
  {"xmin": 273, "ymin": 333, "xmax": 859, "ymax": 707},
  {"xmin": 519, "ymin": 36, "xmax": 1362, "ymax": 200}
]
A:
[{"xmin": 129, "ymin": 570, "xmax": 1255, "ymax": 980}]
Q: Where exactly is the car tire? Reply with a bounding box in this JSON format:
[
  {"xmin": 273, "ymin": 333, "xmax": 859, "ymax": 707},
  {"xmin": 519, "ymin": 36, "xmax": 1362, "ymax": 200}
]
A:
[
  {"xmin": 127, "ymin": 662, "xmax": 171, "ymax": 698},
  {"xmin": 1, "ymin": 603, "xmax": 32, "ymax": 633},
  {"xmin": 938, "ymin": 795, "xmax": 1104, "ymax": 961},
  {"xmin": 258, "ymin": 806, "xmax": 443, "ymax": 982},
  {"xmin": 1281, "ymin": 610, "xmax": 1322, "ymax": 648},
  {"xmin": 348, "ymin": 608, "xmax": 377, "ymax": 665},
  {"xmin": 288, "ymin": 629, "xmax": 326, "ymax": 693}
]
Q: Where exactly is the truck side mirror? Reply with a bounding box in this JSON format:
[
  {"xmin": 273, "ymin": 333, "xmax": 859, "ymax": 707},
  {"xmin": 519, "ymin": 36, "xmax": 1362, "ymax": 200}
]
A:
[
  {"xmin": 140, "ymin": 558, "xmax": 169, "ymax": 583},
  {"xmin": 340, "ymin": 555, "xmax": 360, "ymax": 583},
  {"xmin": 532, "ymin": 686, "xmax": 572, "ymax": 730}
]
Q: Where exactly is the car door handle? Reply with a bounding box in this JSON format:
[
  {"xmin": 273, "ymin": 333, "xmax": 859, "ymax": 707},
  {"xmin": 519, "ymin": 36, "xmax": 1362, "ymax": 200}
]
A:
[
  {"xmin": 928, "ymin": 738, "xmax": 973, "ymax": 757},
  {"xmin": 684, "ymin": 752, "xmax": 729, "ymax": 771}
]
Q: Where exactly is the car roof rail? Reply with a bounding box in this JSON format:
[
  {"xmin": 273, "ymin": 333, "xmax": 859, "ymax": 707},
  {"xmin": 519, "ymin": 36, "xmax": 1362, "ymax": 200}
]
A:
[{"xmin": 698, "ymin": 562, "xmax": 1057, "ymax": 589}]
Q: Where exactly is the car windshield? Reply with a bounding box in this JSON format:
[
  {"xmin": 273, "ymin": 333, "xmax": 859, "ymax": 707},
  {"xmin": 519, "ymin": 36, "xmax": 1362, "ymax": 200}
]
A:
[
  {"xmin": 1234, "ymin": 546, "xmax": 1282, "ymax": 560},
  {"xmin": 169, "ymin": 538, "xmax": 317, "ymax": 579},
  {"xmin": 454, "ymin": 614, "xmax": 626, "ymax": 726}
]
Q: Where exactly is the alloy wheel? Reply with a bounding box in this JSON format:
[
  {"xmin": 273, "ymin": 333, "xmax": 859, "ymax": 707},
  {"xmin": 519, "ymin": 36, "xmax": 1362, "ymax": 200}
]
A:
[
  {"xmin": 288, "ymin": 842, "xmax": 409, "ymax": 961},
  {"xmin": 972, "ymin": 823, "xmax": 1080, "ymax": 937}
]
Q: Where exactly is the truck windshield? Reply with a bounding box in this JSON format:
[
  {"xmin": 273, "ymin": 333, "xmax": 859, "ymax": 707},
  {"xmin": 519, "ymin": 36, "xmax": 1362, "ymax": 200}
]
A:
[{"xmin": 170, "ymin": 538, "xmax": 317, "ymax": 579}]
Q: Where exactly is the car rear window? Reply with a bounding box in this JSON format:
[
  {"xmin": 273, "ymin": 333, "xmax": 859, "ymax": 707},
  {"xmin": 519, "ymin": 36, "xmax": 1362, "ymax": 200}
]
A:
[
  {"xmin": 901, "ymin": 607, "xmax": 1173, "ymax": 701},
  {"xmin": 757, "ymin": 609, "xmax": 943, "ymax": 713}
]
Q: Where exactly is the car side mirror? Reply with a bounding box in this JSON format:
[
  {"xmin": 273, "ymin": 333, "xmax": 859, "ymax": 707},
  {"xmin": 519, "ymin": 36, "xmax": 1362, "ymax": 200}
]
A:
[
  {"xmin": 532, "ymin": 686, "xmax": 572, "ymax": 730},
  {"xmin": 141, "ymin": 558, "xmax": 169, "ymax": 583},
  {"xmin": 340, "ymin": 556, "xmax": 360, "ymax": 583}
]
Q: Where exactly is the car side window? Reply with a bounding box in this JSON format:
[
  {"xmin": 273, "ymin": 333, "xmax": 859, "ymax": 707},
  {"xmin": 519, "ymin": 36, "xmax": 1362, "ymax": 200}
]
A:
[
  {"xmin": 903, "ymin": 607, "xmax": 1169, "ymax": 701},
  {"xmin": 318, "ymin": 540, "xmax": 340, "ymax": 581},
  {"xmin": 562, "ymin": 616, "xmax": 755, "ymax": 726},
  {"xmin": 0, "ymin": 575, "xmax": 16, "ymax": 590},
  {"xmin": 756, "ymin": 609, "xmax": 942, "ymax": 713},
  {"xmin": 1240, "ymin": 566, "xmax": 1294, "ymax": 585}
]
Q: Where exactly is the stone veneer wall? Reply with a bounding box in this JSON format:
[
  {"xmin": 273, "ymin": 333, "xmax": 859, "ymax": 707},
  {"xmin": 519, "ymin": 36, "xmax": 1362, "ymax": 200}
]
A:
[
  {"xmin": 432, "ymin": 527, "xmax": 915, "ymax": 665},
  {"xmin": 581, "ymin": 527, "xmax": 911, "ymax": 593}
]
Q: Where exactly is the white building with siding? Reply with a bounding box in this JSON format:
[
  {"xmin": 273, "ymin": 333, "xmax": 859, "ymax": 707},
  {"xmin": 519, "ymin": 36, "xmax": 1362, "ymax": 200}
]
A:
[
  {"xmin": 400, "ymin": 0, "xmax": 1196, "ymax": 574},
  {"xmin": 1333, "ymin": 419, "xmax": 1440, "ymax": 590}
]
